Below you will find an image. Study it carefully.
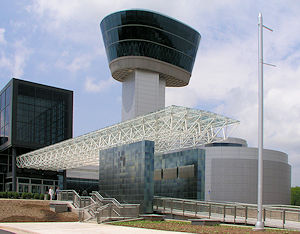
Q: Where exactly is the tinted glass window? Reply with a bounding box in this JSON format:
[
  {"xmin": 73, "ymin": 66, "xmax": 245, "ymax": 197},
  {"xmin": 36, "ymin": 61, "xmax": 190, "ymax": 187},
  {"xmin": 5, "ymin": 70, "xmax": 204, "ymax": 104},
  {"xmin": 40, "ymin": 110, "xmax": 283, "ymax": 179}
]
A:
[
  {"xmin": 0, "ymin": 110, "xmax": 4, "ymax": 128},
  {"xmin": 105, "ymin": 26, "xmax": 197, "ymax": 58},
  {"xmin": 101, "ymin": 10, "xmax": 200, "ymax": 73},
  {"xmin": 5, "ymin": 86, "xmax": 11, "ymax": 106},
  {"xmin": 16, "ymin": 83, "xmax": 71, "ymax": 147},
  {"xmin": 0, "ymin": 127, "xmax": 4, "ymax": 140},
  {"xmin": 18, "ymin": 178, "xmax": 30, "ymax": 183},
  {"xmin": 101, "ymin": 10, "xmax": 200, "ymax": 45},
  {"xmin": 4, "ymin": 124, "xmax": 9, "ymax": 138},
  {"xmin": 106, "ymin": 41, "xmax": 194, "ymax": 72},
  {"xmin": 4, "ymin": 107, "xmax": 9, "ymax": 125},
  {"xmin": 0, "ymin": 84, "xmax": 12, "ymax": 146},
  {"xmin": 18, "ymin": 84, "xmax": 35, "ymax": 97},
  {"xmin": 31, "ymin": 179, "xmax": 42, "ymax": 184},
  {"xmin": 0, "ymin": 93, "xmax": 5, "ymax": 110}
]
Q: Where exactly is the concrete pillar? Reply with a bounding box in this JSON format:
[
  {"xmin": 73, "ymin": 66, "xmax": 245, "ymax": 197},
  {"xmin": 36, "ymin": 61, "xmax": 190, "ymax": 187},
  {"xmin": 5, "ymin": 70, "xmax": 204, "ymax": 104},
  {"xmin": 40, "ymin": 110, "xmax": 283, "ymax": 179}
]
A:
[
  {"xmin": 122, "ymin": 69, "xmax": 165, "ymax": 121},
  {"xmin": 62, "ymin": 170, "xmax": 67, "ymax": 189},
  {"xmin": 58, "ymin": 170, "xmax": 67, "ymax": 189},
  {"xmin": 12, "ymin": 147, "xmax": 17, "ymax": 191}
]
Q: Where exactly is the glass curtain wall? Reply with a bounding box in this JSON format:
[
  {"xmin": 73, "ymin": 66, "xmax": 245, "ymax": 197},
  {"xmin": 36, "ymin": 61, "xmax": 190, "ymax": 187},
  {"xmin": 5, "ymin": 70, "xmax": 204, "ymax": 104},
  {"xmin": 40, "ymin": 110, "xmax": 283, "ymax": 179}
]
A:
[
  {"xmin": 101, "ymin": 10, "xmax": 201, "ymax": 73},
  {"xmin": 0, "ymin": 85, "xmax": 12, "ymax": 146},
  {"xmin": 16, "ymin": 83, "xmax": 69, "ymax": 146}
]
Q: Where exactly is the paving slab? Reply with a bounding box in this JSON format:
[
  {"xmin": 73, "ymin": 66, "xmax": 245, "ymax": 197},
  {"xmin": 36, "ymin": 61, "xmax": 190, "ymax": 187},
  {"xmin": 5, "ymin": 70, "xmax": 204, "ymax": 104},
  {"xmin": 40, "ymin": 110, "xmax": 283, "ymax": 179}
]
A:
[{"xmin": 0, "ymin": 222, "xmax": 185, "ymax": 234}]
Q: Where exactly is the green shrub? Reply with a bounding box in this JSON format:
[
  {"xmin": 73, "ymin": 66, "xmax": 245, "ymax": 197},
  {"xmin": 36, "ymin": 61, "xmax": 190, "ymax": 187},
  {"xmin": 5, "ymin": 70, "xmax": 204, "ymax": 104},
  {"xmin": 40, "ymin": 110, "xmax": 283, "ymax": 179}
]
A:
[
  {"xmin": 27, "ymin": 193, "xmax": 34, "ymax": 199},
  {"xmin": 21, "ymin": 192, "xmax": 35, "ymax": 199},
  {"xmin": 21, "ymin": 192, "xmax": 27, "ymax": 199},
  {"xmin": 12, "ymin": 192, "xmax": 20, "ymax": 199},
  {"xmin": 291, "ymin": 187, "xmax": 300, "ymax": 206},
  {"xmin": 33, "ymin": 193, "xmax": 40, "ymax": 199},
  {"xmin": 0, "ymin": 192, "xmax": 7, "ymax": 198},
  {"xmin": 7, "ymin": 192, "xmax": 14, "ymax": 198}
]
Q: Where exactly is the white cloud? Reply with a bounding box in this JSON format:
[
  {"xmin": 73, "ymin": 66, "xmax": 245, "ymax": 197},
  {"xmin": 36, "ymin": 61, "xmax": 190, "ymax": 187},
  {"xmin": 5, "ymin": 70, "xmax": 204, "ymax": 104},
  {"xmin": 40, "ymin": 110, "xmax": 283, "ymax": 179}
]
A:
[
  {"xmin": 56, "ymin": 54, "xmax": 92, "ymax": 73},
  {"xmin": 22, "ymin": 0, "xmax": 300, "ymax": 186},
  {"xmin": 0, "ymin": 52, "xmax": 12, "ymax": 69},
  {"xmin": 25, "ymin": 0, "xmax": 237, "ymax": 45},
  {"xmin": 0, "ymin": 28, "xmax": 6, "ymax": 44},
  {"xmin": 84, "ymin": 76, "xmax": 115, "ymax": 93},
  {"xmin": 12, "ymin": 40, "xmax": 32, "ymax": 78},
  {"xmin": 166, "ymin": 3, "xmax": 300, "ymax": 186},
  {"xmin": 0, "ymin": 39, "xmax": 31, "ymax": 78}
]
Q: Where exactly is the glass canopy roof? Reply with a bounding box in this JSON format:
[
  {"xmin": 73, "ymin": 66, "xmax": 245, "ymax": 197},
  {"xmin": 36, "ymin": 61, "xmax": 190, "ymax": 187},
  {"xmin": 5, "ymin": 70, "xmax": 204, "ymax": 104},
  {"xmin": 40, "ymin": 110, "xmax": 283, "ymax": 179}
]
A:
[{"xmin": 16, "ymin": 106, "xmax": 239, "ymax": 171}]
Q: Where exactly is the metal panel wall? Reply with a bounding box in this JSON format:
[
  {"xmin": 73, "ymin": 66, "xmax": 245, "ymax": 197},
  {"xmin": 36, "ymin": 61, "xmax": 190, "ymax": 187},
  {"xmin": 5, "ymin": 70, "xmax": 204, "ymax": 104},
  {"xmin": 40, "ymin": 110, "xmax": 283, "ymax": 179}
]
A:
[
  {"xmin": 99, "ymin": 140, "xmax": 154, "ymax": 213},
  {"xmin": 154, "ymin": 148, "xmax": 205, "ymax": 200}
]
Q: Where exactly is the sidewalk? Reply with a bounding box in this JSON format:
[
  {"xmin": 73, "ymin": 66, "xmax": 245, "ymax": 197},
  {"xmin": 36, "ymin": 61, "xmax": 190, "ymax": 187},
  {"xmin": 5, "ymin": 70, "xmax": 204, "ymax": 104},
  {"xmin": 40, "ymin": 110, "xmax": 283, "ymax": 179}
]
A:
[{"xmin": 0, "ymin": 222, "xmax": 186, "ymax": 234}]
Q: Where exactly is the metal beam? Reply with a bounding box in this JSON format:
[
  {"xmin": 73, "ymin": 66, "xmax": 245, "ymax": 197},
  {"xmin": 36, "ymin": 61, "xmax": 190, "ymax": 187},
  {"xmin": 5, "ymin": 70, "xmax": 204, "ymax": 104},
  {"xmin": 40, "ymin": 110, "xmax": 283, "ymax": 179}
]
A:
[{"xmin": 16, "ymin": 105, "xmax": 239, "ymax": 171}]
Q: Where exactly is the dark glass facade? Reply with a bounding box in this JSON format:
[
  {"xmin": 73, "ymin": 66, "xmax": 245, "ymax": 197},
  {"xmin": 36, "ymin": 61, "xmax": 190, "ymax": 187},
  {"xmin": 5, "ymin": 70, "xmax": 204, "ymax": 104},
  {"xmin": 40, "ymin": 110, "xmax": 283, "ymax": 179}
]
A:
[
  {"xmin": 66, "ymin": 178, "xmax": 99, "ymax": 194},
  {"xmin": 154, "ymin": 148, "xmax": 205, "ymax": 200},
  {"xmin": 99, "ymin": 140, "xmax": 154, "ymax": 213},
  {"xmin": 101, "ymin": 10, "xmax": 201, "ymax": 73},
  {"xmin": 205, "ymin": 142, "xmax": 243, "ymax": 147},
  {"xmin": 15, "ymin": 82, "xmax": 71, "ymax": 147},
  {"xmin": 99, "ymin": 140, "xmax": 206, "ymax": 212},
  {"xmin": 0, "ymin": 78, "xmax": 73, "ymax": 192},
  {"xmin": 0, "ymin": 83, "xmax": 12, "ymax": 146}
]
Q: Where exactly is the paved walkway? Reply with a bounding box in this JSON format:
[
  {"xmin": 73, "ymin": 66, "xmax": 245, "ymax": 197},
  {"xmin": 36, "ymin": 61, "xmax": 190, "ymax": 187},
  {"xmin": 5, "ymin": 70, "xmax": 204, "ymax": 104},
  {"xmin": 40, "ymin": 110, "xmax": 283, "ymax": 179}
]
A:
[
  {"xmin": 0, "ymin": 222, "xmax": 185, "ymax": 234},
  {"xmin": 155, "ymin": 208, "xmax": 300, "ymax": 231}
]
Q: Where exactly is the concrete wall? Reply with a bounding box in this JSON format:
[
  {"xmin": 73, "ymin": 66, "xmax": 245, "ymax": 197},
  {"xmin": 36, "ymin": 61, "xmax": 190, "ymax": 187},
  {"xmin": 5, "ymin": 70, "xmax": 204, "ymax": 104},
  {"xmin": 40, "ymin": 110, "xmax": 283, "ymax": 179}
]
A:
[
  {"xmin": 205, "ymin": 146, "xmax": 291, "ymax": 204},
  {"xmin": 122, "ymin": 69, "xmax": 165, "ymax": 121}
]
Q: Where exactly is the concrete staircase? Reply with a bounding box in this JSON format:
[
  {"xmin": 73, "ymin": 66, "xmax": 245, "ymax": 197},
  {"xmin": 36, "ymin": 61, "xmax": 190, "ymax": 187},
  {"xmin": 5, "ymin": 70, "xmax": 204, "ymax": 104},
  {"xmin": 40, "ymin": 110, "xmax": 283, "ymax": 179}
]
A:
[{"xmin": 56, "ymin": 190, "xmax": 140, "ymax": 223}]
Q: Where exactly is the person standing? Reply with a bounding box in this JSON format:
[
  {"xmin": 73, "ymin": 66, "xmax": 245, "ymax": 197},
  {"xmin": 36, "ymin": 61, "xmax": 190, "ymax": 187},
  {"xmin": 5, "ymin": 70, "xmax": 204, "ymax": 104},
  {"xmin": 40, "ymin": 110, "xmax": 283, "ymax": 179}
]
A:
[
  {"xmin": 49, "ymin": 187, "xmax": 54, "ymax": 200},
  {"xmin": 55, "ymin": 187, "xmax": 60, "ymax": 200}
]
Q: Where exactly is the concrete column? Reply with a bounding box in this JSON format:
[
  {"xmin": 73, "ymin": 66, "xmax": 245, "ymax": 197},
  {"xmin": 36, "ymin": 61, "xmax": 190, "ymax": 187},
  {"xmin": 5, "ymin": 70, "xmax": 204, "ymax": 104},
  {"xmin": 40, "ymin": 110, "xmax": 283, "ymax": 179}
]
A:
[
  {"xmin": 12, "ymin": 147, "xmax": 17, "ymax": 191},
  {"xmin": 122, "ymin": 69, "xmax": 165, "ymax": 121},
  {"xmin": 63, "ymin": 170, "xmax": 67, "ymax": 189},
  {"xmin": 58, "ymin": 170, "xmax": 67, "ymax": 189}
]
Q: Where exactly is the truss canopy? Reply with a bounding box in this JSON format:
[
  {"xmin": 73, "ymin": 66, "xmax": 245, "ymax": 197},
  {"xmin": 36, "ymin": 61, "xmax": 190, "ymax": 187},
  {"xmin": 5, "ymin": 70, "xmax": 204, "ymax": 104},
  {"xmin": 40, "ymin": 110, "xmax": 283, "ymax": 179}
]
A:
[{"xmin": 16, "ymin": 106, "xmax": 239, "ymax": 170}]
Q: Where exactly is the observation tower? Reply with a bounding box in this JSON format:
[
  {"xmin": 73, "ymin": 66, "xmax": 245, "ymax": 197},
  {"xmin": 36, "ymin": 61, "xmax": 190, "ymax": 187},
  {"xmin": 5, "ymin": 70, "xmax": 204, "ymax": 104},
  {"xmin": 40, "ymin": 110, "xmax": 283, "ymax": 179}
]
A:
[{"xmin": 100, "ymin": 10, "xmax": 201, "ymax": 121}]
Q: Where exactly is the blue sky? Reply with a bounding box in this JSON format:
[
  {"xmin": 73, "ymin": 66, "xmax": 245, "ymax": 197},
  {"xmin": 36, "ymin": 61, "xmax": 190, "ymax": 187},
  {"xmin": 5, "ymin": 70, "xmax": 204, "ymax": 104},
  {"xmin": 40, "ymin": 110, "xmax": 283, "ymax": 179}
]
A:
[{"xmin": 1, "ymin": 0, "xmax": 300, "ymax": 186}]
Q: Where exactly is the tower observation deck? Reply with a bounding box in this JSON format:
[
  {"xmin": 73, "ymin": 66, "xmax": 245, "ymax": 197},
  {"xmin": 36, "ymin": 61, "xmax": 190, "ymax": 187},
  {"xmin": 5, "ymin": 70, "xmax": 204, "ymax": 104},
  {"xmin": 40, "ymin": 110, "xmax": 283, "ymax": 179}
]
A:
[{"xmin": 101, "ymin": 10, "xmax": 201, "ymax": 121}]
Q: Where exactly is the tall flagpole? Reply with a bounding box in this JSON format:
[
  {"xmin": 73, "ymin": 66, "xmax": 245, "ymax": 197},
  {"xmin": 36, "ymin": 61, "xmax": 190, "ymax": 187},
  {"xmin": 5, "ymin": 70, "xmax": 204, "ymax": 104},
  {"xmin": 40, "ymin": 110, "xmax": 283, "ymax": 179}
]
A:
[{"xmin": 255, "ymin": 12, "xmax": 264, "ymax": 230}]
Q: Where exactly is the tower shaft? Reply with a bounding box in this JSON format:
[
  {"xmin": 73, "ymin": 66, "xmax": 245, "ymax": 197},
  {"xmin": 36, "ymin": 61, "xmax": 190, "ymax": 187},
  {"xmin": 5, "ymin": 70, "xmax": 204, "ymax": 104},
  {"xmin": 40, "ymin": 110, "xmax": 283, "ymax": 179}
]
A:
[{"xmin": 122, "ymin": 69, "xmax": 165, "ymax": 121}]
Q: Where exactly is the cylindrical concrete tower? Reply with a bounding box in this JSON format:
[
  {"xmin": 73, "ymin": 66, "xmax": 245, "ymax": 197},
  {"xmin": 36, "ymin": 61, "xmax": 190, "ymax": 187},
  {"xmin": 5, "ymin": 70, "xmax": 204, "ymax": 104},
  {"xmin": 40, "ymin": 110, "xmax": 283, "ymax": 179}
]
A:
[{"xmin": 101, "ymin": 9, "xmax": 201, "ymax": 121}]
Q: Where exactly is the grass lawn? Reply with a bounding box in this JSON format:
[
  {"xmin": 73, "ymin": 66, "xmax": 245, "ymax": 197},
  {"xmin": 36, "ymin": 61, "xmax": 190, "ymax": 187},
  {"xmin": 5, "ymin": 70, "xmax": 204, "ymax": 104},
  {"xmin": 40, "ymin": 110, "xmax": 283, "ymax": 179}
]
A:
[{"xmin": 109, "ymin": 220, "xmax": 297, "ymax": 233}]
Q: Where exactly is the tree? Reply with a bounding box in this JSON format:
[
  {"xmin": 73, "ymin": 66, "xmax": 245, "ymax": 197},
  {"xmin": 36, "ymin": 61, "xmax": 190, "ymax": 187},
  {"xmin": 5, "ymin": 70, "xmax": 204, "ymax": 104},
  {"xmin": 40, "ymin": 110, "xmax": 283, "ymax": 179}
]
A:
[{"xmin": 291, "ymin": 186, "xmax": 300, "ymax": 206}]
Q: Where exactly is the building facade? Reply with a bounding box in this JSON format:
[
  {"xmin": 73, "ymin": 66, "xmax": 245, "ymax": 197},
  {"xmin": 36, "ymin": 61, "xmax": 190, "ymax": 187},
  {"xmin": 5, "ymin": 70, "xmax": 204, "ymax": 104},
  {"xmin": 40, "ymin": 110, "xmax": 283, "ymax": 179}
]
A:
[
  {"xmin": 66, "ymin": 165, "xmax": 99, "ymax": 194},
  {"xmin": 0, "ymin": 78, "xmax": 73, "ymax": 192},
  {"xmin": 204, "ymin": 138, "xmax": 291, "ymax": 204},
  {"xmin": 101, "ymin": 10, "xmax": 201, "ymax": 121},
  {"xmin": 154, "ymin": 148, "xmax": 205, "ymax": 200},
  {"xmin": 99, "ymin": 141, "xmax": 154, "ymax": 213},
  {"xmin": 97, "ymin": 137, "xmax": 290, "ymax": 210},
  {"xmin": 13, "ymin": 9, "xmax": 291, "ymax": 208}
]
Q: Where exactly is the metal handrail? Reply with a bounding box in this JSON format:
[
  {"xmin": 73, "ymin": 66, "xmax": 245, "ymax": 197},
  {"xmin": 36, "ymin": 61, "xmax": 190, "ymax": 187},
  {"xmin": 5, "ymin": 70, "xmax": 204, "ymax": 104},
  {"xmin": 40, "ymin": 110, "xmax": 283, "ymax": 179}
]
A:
[
  {"xmin": 154, "ymin": 196, "xmax": 260, "ymax": 207},
  {"xmin": 153, "ymin": 197, "xmax": 300, "ymax": 228},
  {"xmin": 92, "ymin": 191, "xmax": 140, "ymax": 208},
  {"xmin": 57, "ymin": 190, "xmax": 140, "ymax": 223}
]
